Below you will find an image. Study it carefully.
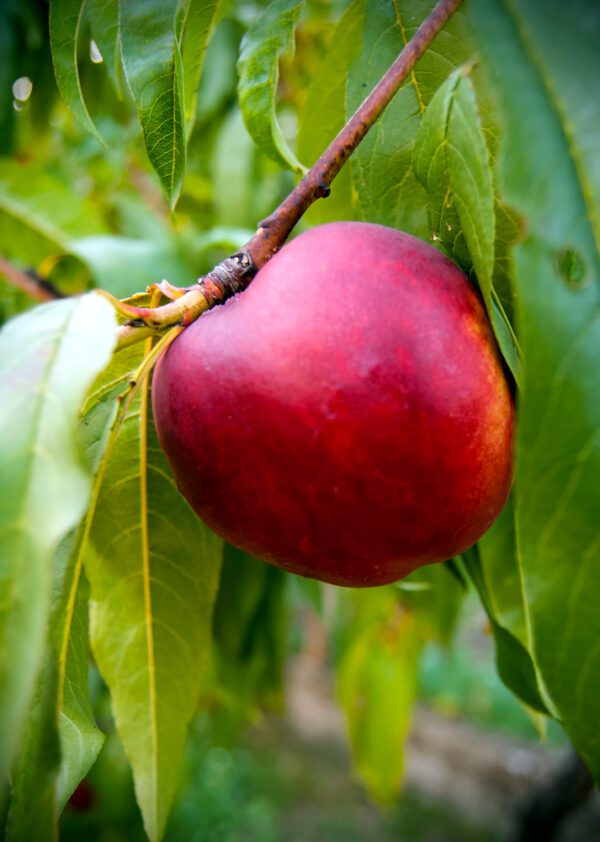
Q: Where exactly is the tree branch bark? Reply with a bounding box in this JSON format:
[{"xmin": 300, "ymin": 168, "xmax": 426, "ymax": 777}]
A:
[{"xmin": 0, "ymin": 257, "xmax": 63, "ymax": 302}]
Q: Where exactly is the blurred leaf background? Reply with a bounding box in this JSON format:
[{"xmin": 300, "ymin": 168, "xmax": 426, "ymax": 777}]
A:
[{"xmin": 0, "ymin": 1, "xmax": 599, "ymax": 840}]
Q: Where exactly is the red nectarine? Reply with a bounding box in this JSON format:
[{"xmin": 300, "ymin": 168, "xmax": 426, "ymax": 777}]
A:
[{"xmin": 152, "ymin": 222, "xmax": 513, "ymax": 586}]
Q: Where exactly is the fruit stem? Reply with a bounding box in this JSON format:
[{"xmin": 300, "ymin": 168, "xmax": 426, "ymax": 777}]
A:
[{"xmin": 114, "ymin": 0, "xmax": 463, "ymax": 350}]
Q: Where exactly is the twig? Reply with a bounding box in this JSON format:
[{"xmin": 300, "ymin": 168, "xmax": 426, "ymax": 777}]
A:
[
  {"xmin": 114, "ymin": 0, "xmax": 463, "ymax": 350},
  {"xmin": 0, "ymin": 257, "xmax": 63, "ymax": 302}
]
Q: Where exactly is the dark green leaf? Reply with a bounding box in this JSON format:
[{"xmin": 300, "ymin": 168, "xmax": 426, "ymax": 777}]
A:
[
  {"xmin": 5, "ymin": 657, "xmax": 60, "ymax": 842},
  {"xmin": 0, "ymin": 295, "xmax": 115, "ymax": 781},
  {"xmin": 237, "ymin": 0, "xmax": 305, "ymax": 174},
  {"xmin": 213, "ymin": 545, "xmax": 287, "ymax": 715},
  {"xmin": 120, "ymin": 0, "xmax": 187, "ymax": 207},
  {"xmin": 471, "ymin": 0, "xmax": 600, "ymax": 779},
  {"xmin": 49, "ymin": 0, "xmax": 103, "ymax": 142},
  {"xmin": 461, "ymin": 543, "xmax": 549, "ymax": 715},
  {"xmin": 88, "ymin": 0, "xmax": 122, "ymax": 94}
]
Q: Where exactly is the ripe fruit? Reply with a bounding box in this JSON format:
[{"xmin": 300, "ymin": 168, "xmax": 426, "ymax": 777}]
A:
[{"xmin": 152, "ymin": 222, "xmax": 514, "ymax": 587}]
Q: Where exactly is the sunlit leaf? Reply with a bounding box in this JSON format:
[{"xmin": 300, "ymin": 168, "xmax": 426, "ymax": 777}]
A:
[
  {"xmin": 0, "ymin": 295, "xmax": 115, "ymax": 782},
  {"xmin": 84, "ymin": 345, "xmax": 223, "ymax": 841},
  {"xmin": 337, "ymin": 591, "xmax": 420, "ymax": 804}
]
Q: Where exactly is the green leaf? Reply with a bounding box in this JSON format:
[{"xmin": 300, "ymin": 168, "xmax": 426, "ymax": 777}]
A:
[
  {"xmin": 6, "ymin": 541, "xmax": 104, "ymax": 841},
  {"xmin": 49, "ymin": 0, "xmax": 104, "ymax": 143},
  {"xmin": 120, "ymin": 0, "xmax": 187, "ymax": 207},
  {"xmin": 470, "ymin": 0, "xmax": 600, "ymax": 779},
  {"xmin": 213, "ymin": 545, "xmax": 287, "ymax": 716},
  {"xmin": 0, "ymin": 295, "xmax": 116, "ymax": 781},
  {"xmin": 337, "ymin": 591, "xmax": 420, "ymax": 804},
  {"xmin": 237, "ymin": 0, "xmax": 305, "ymax": 174},
  {"xmin": 477, "ymin": 499, "xmax": 525, "ymax": 643},
  {"xmin": 211, "ymin": 107, "xmax": 289, "ymax": 229},
  {"xmin": 412, "ymin": 66, "xmax": 520, "ymax": 382},
  {"xmin": 0, "ymin": 1, "xmax": 18, "ymax": 155},
  {"xmin": 69, "ymin": 234, "xmax": 197, "ymax": 298},
  {"xmin": 5, "ymin": 656, "xmax": 60, "ymax": 842},
  {"xmin": 88, "ymin": 0, "xmax": 122, "ymax": 94},
  {"xmin": 461, "ymin": 542, "xmax": 549, "ymax": 715},
  {"xmin": 346, "ymin": 0, "xmax": 472, "ymax": 239},
  {"xmin": 55, "ymin": 569, "xmax": 104, "ymax": 807},
  {"xmin": 5, "ymin": 345, "xmax": 145, "ymax": 840},
  {"xmin": 399, "ymin": 563, "xmax": 464, "ymax": 647},
  {"xmin": 7, "ymin": 348, "xmax": 144, "ymax": 841},
  {"xmin": 84, "ymin": 356, "xmax": 223, "ymax": 841},
  {"xmin": 195, "ymin": 18, "xmax": 241, "ymax": 125},
  {"xmin": 297, "ymin": 0, "xmax": 364, "ymax": 226},
  {"xmin": 181, "ymin": 0, "xmax": 221, "ymax": 135}
]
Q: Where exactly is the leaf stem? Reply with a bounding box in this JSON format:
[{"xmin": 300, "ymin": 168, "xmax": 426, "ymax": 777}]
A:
[{"xmin": 114, "ymin": 0, "xmax": 464, "ymax": 350}]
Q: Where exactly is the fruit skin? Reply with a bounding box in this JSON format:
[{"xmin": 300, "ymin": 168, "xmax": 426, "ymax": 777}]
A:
[{"xmin": 152, "ymin": 222, "xmax": 514, "ymax": 587}]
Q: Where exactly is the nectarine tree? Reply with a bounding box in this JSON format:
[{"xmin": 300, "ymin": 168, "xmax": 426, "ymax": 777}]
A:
[{"xmin": 0, "ymin": 1, "xmax": 598, "ymax": 840}]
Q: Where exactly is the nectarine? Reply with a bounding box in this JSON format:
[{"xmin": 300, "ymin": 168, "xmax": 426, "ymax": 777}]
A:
[{"xmin": 152, "ymin": 222, "xmax": 513, "ymax": 586}]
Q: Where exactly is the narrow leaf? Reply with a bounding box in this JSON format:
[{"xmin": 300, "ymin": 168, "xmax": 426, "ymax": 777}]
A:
[
  {"xmin": 400, "ymin": 563, "xmax": 464, "ymax": 647},
  {"xmin": 237, "ymin": 0, "xmax": 305, "ymax": 174},
  {"xmin": 413, "ymin": 66, "xmax": 520, "ymax": 381},
  {"xmin": 214, "ymin": 545, "xmax": 287, "ymax": 713},
  {"xmin": 49, "ymin": 0, "xmax": 104, "ymax": 142},
  {"xmin": 461, "ymin": 544, "xmax": 550, "ymax": 715},
  {"xmin": 84, "ymin": 355, "xmax": 223, "ymax": 841},
  {"xmin": 120, "ymin": 0, "xmax": 187, "ymax": 206},
  {"xmin": 471, "ymin": 0, "xmax": 600, "ymax": 779},
  {"xmin": 181, "ymin": 0, "xmax": 221, "ymax": 135},
  {"xmin": 88, "ymin": 0, "xmax": 122, "ymax": 94},
  {"xmin": 0, "ymin": 295, "xmax": 116, "ymax": 780},
  {"xmin": 5, "ymin": 657, "xmax": 60, "ymax": 842},
  {"xmin": 6, "ymin": 543, "xmax": 104, "ymax": 841},
  {"xmin": 337, "ymin": 591, "xmax": 420, "ymax": 804}
]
